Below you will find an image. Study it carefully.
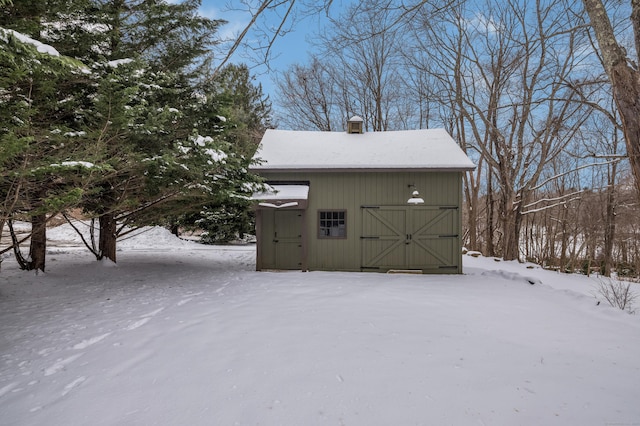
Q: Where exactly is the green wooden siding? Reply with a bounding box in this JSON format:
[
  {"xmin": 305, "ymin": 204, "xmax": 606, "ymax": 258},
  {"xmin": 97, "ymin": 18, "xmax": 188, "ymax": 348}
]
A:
[{"xmin": 256, "ymin": 171, "xmax": 463, "ymax": 273}]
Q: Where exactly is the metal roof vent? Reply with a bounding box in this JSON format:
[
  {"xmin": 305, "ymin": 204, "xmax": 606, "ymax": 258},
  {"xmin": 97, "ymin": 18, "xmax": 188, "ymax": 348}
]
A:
[{"xmin": 347, "ymin": 115, "xmax": 364, "ymax": 134}]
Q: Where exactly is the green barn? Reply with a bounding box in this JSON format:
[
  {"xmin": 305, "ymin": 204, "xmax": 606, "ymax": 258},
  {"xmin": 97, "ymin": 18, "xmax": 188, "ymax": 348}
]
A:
[{"xmin": 250, "ymin": 117, "xmax": 475, "ymax": 273}]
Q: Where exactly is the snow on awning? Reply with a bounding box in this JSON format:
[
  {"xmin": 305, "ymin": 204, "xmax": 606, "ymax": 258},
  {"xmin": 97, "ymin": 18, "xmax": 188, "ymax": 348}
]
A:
[{"xmin": 251, "ymin": 185, "xmax": 309, "ymax": 209}]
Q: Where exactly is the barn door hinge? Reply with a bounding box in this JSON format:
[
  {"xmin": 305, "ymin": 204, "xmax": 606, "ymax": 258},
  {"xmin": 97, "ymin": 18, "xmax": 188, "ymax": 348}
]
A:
[
  {"xmin": 439, "ymin": 206, "xmax": 458, "ymax": 210},
  {"xmin": 361, "ymin": 205, "xmax": 380, "ymax": 209},
  {"xmin": 360, "ymin": 236, "xmax": 380, "ymax": 240},
  {"xmin": 438, "ymin": 234, "xmax": 459, "ymax": 238}
]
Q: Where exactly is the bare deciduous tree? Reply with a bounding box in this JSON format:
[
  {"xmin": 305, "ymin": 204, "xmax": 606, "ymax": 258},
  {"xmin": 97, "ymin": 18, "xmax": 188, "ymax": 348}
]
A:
[
  {"xmin": 221, "ymin": 0, "xmax": 640, "ymax": 272},
  {"xmin": 275, "ymin": 1, "xmax": 415, "ymax": 131},
  {"xmin": 582, "ymin": 0, "xmax": 640, "ymax": 199},
  {"xmin": 275, "ymin": 58, "xmax": 339, "ymax": 131},
  {"xmin": 215, "ymin": 0, "xmax": 456, "ymax": 73},
  {"xmin": 409, "ymin": 0, "xmax": 594, "ymax": 260}
]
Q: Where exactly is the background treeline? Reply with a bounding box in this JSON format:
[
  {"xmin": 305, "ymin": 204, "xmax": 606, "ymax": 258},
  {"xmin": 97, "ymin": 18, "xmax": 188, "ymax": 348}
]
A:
[
  {"xmin": 0, "ymin": 0, "xmax": 271, "ymax": 271},
  {"xmin": 270, "ymin": 0, "xmax": 640, "ymax": 278},
  {"xmin": 3, "ymin": 0, "xmax": 639, "ymax": 279}
]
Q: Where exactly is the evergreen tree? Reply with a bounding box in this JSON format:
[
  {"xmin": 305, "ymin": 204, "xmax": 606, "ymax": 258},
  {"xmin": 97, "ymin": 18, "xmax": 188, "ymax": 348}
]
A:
[
  {"xmin": 2, "ymin": 1, "xmax": 270, "ymax": 266},
  {"xmin": 48, "ymin": 0, "xmax": 228, "ymax": 261},
  {"xmin": 207, "ymin": 64, "xmax": 272, "ymax": 157},
  {"xmin": 0, "ymin": 27, "xmax": 98, "ymax": 271},
  {"xmin": 171, "ymin": 64, "xmax": 272, "ymax": 244}
]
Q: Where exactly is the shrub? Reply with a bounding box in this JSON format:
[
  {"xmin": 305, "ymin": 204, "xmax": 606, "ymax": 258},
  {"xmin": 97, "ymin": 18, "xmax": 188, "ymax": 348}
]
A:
[{"xmin": 594, "ymin": 277, "xmax": 637, "ymax": 314}]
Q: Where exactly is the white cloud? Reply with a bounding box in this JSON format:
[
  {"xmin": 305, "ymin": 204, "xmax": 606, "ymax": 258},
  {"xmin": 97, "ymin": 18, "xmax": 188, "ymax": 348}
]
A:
[
  {"xmin": 466, "ymin": 12, "xmax": 502, "ymax": 35},
  {"xmin": 200, "ymin": 3, "xmax": 249, "ymax": 42}
]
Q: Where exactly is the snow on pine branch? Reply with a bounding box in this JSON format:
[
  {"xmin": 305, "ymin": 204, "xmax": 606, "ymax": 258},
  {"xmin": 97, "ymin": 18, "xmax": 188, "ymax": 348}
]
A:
[
  {"xmin": 46, "ymin": 161, "xmax": 95, "ymax": 170},
  {"xmin": 204, "ymin": 149, "xmax": 227, "ymax": 163},
  {"xmin": 1, "ymin": 27, "xmax": 90, "ymax": 73},
  {"xmin": 0, "ymin": 28, "xmax": 60, "ymax": 56},
  {"xmin": 191, "ymin": 135, "xmax": 228, "ymax": 163},
  {"xmin": 107, "ymin": 58, "xmax": 134, "ymax": 68},
  {"xmin": 193, "ymin": 135, "xmax": 213, "ymax": 146}
]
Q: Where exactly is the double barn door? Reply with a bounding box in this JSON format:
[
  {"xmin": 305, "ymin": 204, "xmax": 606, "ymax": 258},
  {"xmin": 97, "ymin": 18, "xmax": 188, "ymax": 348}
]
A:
[{"xmin": 361, "ymin": 206, "xmax": 459, "ymax": 272}]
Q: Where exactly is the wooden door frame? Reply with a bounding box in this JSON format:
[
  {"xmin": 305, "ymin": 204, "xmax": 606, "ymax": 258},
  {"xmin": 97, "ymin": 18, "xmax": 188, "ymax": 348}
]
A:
[
  {"xmin": 360, "ymin": 205, "xmax": 460, "ymax": 272},
  {"xmin": 255, "ymin": 207, "xmax": 308, "ymax": 271}
]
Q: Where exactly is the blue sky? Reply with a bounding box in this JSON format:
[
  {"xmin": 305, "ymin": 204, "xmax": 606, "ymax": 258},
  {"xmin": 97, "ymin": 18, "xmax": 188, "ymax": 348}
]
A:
[{"xmin": 197, "ymin": 1, "xmax": 342, "ymax": 100}]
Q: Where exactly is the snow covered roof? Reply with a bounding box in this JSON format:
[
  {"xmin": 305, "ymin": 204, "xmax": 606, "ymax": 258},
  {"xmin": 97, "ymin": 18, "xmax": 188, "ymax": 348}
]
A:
[
  {"xmin": 251, "ymin": 184, "xmax": 309, "ymax": 201},
  {"xmin": 251, "ymin": 128, "xmax": 475, "ymax": 172},
  {"xmin": 250, "ymin": 184, "xmax": 309, "ymax": 209}
]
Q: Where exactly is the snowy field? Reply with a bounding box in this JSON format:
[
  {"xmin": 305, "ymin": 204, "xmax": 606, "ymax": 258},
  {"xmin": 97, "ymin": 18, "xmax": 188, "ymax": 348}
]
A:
[{"xmin": 1, "ymin": 225, "xmax": 639, "ymax": 426}]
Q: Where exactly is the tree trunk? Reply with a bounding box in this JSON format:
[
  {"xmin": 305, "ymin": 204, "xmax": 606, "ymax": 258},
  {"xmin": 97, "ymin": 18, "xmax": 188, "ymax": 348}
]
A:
[
  {"xmin": 0, "ymin": 220, "xmax": 3, "ymax": 271},
  {"xmin": 485, "ymin": 173, "xmax": 495, "ymax": 257},
  {"xmin": 603, "ymin": 168, "xmax": 617, "ymax": 276},
  {"xmin": 611, "ymin": 65, "xmax": 640, "ymax": 200},
  {"xmin": 464, "ymin": 173, "xmax": 479, "ymax": 251},
  {"xmin": 28, "ymin": 213, "xmax": 47, "ymax": 272},
  {"xmin": 582, "ymin": 0, "xmax": 640, "ymax": 199},
  {"xmin": 501, "ymin": 189, "xmax": 522, "ymax": 261},
  {"xmin": 170, "ymin": 221, "xmax": 180, "ymax": 237},
  {"xmin": 502, "ymin": 211, "xmax": 521, "ymax": 261},
  {"xmin": 467, "ymin": 200, "xmax": 478, "ymax": 251},
  {"xmin": 620, "ymin": 240, "xmax": 628, "ymax": 264},
  {"xmin": 560, "ymin": 208, "xmax": 569, "ymax": 272},
  {"xmin": 99, "ymin": 213, "xmax": 117, "ymax": 263}
]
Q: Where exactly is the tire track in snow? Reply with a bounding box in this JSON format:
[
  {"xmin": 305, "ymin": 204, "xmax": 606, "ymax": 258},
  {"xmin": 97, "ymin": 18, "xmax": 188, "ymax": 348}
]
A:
[
  {"xmin": 215, "ymin": 282, "xmax": 231, "ymax": 295},
  {"xmin": 125, "ymin": 307, "xmax": 165, "ymax": 331},
  {"xmin": 61, "ymin": 376, "xmax": 86, "ymax": 396},
  {"xmin": 72, "ymin": 332, "xmax": 111, "ymax": 350},
  {"xmin": 177, "ymin": 291, "xmax": 203, "ymax": 306},
  {"xmin": 0, "ymin": 382, "xmax": 19, "ymax": 398},
  {"xmin": 43, "ymin": 353, "xmax": 84, "ymax": 376}
]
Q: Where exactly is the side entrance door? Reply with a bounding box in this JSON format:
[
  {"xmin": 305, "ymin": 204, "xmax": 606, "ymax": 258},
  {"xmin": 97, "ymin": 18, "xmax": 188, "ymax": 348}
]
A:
[
  {"xmin": 361, "ymin": 205, "xmax": 459, "ymax": 272},
  {"xmin": 272, "ymin": 210, "xmax": 303, "ymax": 270}
]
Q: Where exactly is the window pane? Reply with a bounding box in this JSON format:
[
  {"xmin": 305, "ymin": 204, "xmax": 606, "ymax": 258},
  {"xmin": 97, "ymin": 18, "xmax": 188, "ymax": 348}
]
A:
[{"xmin": 319, "ymin": 210, "xmax": 346, "ymax": 239}]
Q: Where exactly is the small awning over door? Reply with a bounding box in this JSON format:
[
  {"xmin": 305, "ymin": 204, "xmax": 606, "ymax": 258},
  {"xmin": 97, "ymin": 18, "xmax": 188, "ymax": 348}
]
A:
[{"xmin": 251, "ymin": 184, "xmax": 309, "ymax": 210}]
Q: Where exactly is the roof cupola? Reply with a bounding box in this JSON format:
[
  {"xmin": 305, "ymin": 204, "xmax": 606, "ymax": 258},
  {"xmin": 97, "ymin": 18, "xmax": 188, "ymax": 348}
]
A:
[{"xmin": 347, "ymin": 116, "xmax": 364, "ymax": 134}]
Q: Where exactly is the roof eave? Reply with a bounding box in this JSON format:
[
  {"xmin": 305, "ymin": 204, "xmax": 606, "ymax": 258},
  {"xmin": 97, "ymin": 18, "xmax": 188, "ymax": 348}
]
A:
[{"xmin": 250, "ymin": 166, "xmax": 477, "ymax": 173}]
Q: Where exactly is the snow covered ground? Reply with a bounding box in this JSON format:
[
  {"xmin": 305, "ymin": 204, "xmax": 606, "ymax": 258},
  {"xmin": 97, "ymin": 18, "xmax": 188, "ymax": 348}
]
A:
[{"xmin": 1, "ymin": 225, "xmax": 639, "ymax": 426}]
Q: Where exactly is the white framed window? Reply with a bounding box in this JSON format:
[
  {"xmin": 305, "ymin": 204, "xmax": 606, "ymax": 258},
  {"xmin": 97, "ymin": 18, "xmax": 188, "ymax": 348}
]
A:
[{"xmin": 318, "ymin": 210, "xmax": 347, "ymax": 239}]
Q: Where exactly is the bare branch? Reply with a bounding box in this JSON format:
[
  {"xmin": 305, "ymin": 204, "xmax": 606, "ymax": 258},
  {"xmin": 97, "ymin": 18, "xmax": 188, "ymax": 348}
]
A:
[
  {"xmin": 531, "ymin": 158, "xmax": 624, "ymax": 191},
  {"xmin": 523, "ymin": 189, "xmax": 587, "ymax": 209},
  {"xmin": 214, "ymin": 0, "xmax": 278, "ymax": 75},
  {"xmin": 62, "ymin": 213, "xmax": 100, "ymax": 258},
  {"xmin": 521, "ymin": 197, "xmax": 583, "ymax": 215}
]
